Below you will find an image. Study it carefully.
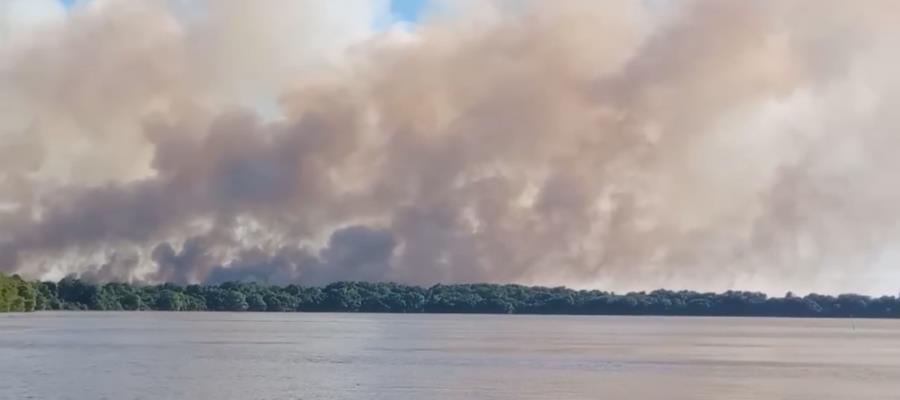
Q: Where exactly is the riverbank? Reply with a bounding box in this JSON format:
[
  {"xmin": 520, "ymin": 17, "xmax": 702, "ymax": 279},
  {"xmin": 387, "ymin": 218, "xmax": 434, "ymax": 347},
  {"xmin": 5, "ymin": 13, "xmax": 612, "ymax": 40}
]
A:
[{"xmin": 3, "ymin": 273, "xmax": 896, "ymax": 318}]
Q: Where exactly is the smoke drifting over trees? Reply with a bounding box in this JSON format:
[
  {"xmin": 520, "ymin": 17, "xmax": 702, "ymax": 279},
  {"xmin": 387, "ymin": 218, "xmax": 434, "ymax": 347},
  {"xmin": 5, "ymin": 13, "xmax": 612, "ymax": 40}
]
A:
[{"xmin": 2, "ymin": 0, "xmax": 900, "ymax": 294}]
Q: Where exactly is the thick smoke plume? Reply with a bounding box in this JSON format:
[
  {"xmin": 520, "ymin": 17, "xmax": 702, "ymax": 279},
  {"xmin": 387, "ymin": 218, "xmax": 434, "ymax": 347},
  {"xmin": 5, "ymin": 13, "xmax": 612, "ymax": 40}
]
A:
[{"xmin": 2, "ymin": 0, "xmax": 900, "ymax": 294}]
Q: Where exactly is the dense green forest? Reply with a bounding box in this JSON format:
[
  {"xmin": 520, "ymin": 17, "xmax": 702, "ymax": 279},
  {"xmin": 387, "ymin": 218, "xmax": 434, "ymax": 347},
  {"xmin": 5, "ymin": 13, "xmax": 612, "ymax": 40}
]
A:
[
  {"xmin": 1, "ymin": 272, "xmax": 897, "ymax": 317},
  {"xmin": 0, "ymin": 272, "xmax": 37, "ymax": 312}
]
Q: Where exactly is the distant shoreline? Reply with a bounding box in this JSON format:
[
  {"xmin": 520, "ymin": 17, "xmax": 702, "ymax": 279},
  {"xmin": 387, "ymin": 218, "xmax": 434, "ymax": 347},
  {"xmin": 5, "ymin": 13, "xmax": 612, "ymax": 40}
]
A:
[
  {"xmin": 2, "ymin": 272, "xmax": 895, "ymax": 318},
  {"xmin": 12, "ymin": 310, "xmax": 891, "ymax": 321}
]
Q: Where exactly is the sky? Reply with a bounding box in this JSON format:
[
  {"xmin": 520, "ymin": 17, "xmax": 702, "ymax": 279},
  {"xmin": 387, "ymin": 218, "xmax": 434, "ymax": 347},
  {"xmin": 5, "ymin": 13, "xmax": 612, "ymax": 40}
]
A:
[
  {"xmin": 58, "ymin": 0, "xmax": 429, "ymax": 23},
  {"xmin": 4, "ymin": 0, "xmax": 900, "ymax": 295},
  {"xmin": 389, "ymin": 0, "xmax": 427, "ymax": 22}
]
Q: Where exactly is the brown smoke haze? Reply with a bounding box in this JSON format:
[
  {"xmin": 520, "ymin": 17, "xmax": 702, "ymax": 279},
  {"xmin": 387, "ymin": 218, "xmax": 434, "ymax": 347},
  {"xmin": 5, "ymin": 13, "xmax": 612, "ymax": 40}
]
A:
[{"xmin": 2, "ymin": 0, "xmax": 900, "ymax": 294}]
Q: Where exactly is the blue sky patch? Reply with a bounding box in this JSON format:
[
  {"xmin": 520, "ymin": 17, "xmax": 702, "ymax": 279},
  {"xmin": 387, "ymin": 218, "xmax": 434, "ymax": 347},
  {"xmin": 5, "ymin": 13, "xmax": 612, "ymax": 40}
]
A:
[
  {"xmin": 391, "ymin": 0, "xmax": 427, "ymax": 22},
  {"xmin": 62, "ymin": 0, "xmax": 427, "ymax": 22}
]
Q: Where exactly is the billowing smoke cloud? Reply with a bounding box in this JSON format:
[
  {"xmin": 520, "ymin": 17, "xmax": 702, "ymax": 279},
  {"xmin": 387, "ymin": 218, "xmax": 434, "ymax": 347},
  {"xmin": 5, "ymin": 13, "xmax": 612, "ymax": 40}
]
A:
[
  {"xmin": 2, "ymin": 0, "xmax": 900, "ymax": 294},
  {"xmin": 204, "ymin": 225, "xmax": 396, "ymax": 285}
]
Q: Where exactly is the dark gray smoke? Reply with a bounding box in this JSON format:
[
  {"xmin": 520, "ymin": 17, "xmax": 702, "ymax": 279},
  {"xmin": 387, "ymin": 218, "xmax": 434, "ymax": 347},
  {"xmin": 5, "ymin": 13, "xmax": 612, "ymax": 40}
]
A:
[
  {"xmin": 2, "ymin": 0, "xmax": 900, "ymax": 294},
  {"xmin": 205, "ymin": 225, "xmax": 396, "ymax": 285}
]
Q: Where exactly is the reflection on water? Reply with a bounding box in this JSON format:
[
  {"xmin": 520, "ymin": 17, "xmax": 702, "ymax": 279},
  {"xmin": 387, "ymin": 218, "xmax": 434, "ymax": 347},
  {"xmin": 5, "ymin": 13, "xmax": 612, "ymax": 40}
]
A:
[{"xmin": 2, "ymin": 312, "xmax": 899, "ymax": 399}]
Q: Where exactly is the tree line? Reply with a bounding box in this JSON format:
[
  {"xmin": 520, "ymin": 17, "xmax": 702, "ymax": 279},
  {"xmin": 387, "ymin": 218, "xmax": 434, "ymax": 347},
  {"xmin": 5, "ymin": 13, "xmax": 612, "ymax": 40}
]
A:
[
  {"xmin": 0, "ymin": 272, "xmax": 37, "ymax": 312},
  {"xmin": 0, "ymin": 272, "xmax": 896, "ymax": 317}
]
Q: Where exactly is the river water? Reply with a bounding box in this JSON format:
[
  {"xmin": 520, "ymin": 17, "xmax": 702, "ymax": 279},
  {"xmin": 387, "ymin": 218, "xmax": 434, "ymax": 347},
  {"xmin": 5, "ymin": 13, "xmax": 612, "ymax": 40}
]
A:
[{"xmin": 1, "ymin": 312, "xmax": 899, "ymax": 399}]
